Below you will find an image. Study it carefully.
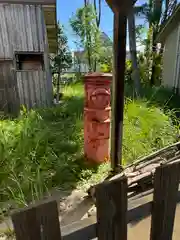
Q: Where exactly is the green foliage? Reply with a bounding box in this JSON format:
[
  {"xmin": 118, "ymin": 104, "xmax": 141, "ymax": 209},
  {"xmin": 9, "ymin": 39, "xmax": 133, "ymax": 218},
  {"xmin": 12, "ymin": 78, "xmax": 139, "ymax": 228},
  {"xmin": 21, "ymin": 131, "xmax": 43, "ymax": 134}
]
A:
[
  {"xmin": 123, "ymin": 100, "xmax": 177, "ymax": 163},
  {"xmin": 125, "ymin": 60, "xmax": 133, "ymax": 84},
  {"xmin": 0, "ymin": 83, "xmax": 179, "ymax": 214},
  {"xmin": 51, "ymin": 23, "xmax": 72, "ymax": 74},
  {"xmin": 100, "ymin": 63, "xmax": 111, "ymax": 73},
  {"xmin": 99, "ymin": 41, "xmax": 113, "ymax": 73},
  {"xmin": 70, "ymin": 4, "xmax": 102, "ymax": 72}
]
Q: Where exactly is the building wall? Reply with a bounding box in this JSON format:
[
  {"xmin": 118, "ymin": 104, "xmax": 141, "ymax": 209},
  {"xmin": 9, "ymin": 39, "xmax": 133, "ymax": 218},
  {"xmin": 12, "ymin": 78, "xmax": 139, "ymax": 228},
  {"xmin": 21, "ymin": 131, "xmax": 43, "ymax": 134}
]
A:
[
  {"xmin": 162, "ymin": 25, "xmax": 179, "ymax": 88},
  {"xmin": 0, "ymin": 3, "xmax": 53, "ymax": 112},
  {"xmin": 0, "ymin": 4, "xmax": 46, "ymax": 57},
  {"xmin": 175, "ymin": 24, "xmax": 180, "ymax": 93}
]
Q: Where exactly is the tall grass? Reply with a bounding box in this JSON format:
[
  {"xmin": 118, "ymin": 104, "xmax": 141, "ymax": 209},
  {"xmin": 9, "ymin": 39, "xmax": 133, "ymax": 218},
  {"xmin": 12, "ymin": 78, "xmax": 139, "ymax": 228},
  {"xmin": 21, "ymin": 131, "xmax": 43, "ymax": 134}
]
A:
[
  {"xmin": 123, "ymin": 99, "xmax": 177, "ymax": 163},
  {"xmin": 0, "ymin": 83, "xmax": 179, "ymax": 214}
]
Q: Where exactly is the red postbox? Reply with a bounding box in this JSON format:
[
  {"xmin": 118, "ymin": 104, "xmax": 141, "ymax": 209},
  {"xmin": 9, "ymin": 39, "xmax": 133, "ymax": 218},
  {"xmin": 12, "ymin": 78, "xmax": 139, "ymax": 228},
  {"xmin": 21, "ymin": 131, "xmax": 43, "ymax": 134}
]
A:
[{"xmin": 84, "ymin": 73, "xmax": 112, "ymax": 163}]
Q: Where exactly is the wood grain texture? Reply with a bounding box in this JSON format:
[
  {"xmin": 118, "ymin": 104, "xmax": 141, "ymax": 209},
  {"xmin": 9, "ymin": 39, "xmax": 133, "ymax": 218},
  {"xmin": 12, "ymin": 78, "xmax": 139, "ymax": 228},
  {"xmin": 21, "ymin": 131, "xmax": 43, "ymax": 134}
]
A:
[
  {"xmin": 16, "ymin": 71, "xmax": 50, "ymax": 109},
  {"xmin": 36, "ymin": 200, "xmax": 62, "ymax": 240},
  {"xmin": 42, "ymin": 5, "xmax": 53, "ymax": 106},
  {"xmin": 30, "ymin": 5, "xmax": 39, "ymax": 51},
  {"xmin": 0, "ymin": 61, "xmax": 20, "ymax": 114},
  {"xmin": 1, "ymin": 5, "xmax": 10, "ymax": 58},
  {"xmin": 12, "ymin": 206, "xmax": 41, "ymax": 240},
  {"xmin": 39, "ymin": 70, "xmax": 45, "ymax": 106},
  {"xmin": 110, "ymin": 11, "xmax": 127, "ymax": 171},
  {"xmin": 19, "ymin": 4, "xmax": 26, "ymax": 51},
  {"xmin": 0, "ymin": 5, "xmax": 6, "ymax": 58},
  {"xmin": 4, "ymin": 5, "xmax": 13, "ymax": 55},
  {"xmin": 36, "ymin": 5, "xmax": 45, "ymax": 52},
  {"xmin": 105, "ymin": 0, "xmax": 136, "ymax": 12},
  {"xmin": 96, "ymin": 176, "xmax": 128, "ymax": 240},
  {"xmin": 150, "ymin": 163, "xmax": 180, "ymax": 240},
  {"xmin": 17, "ymin": 72, "xmax": 24, "ymax": 105},
  {"xmin": 0, "ymin": 3, "xmax": 46, "ymax": 57},
  {"xmin": 0, "ymin": 3, "xmax": 53, "ymax": 113},
  {"xmin": 12, "ymin": 200, "xmax": 61, "ymax": 240},
  {"xmin": 28, "ymin": 72, "xmax": 35, "ymax": 107}
]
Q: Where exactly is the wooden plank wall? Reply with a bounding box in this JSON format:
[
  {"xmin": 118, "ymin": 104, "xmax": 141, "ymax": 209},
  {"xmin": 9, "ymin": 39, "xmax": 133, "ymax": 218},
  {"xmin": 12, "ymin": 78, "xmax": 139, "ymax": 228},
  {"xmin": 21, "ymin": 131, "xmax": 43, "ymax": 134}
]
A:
[
  {"xmin": 41, "ymin": 6, "xmax": 54, "ymax": 105},
  {"xmin": 0, "ymin": 61, "xmax": 20, "ymax": 114},
  {"xmin": 16, "ymin": 71, "xmax": 49, "ymax": 109},
  {"xmin": 0, "ymin": 3, "xmax": 53, "ymax": 112},
  {"xmin": 0, "ymin": 3, "xmax": 45, "ymax": 58},
  {"xmin": 0, "ymin": 62, "xmax": 7, "ymax": 111}
]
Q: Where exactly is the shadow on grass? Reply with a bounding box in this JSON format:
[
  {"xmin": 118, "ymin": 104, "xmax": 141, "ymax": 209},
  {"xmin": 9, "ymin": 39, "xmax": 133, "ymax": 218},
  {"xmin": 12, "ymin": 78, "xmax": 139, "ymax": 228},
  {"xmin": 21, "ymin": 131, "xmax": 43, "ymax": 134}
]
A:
[{"xmin": 125, "ymin": 84, "xmax": 180, "ymax": 117}]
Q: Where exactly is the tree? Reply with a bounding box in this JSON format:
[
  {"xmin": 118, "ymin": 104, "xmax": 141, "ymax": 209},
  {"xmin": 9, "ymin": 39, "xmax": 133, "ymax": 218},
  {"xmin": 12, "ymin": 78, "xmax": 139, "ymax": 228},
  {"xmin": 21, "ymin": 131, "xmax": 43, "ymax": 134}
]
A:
[
  {"xmin": 128, "ymin": 6, "xmax": 141, "ymax": 96},
  {"xmin": 93, "ymin": 0, "xmax": 102, "ymax": 27},
  {"xmin": 70, "ymin": 4, "xmax": 101, "ymax": 72},
  {"xmin": 99, "ymin": 33, "xmax": 113, "ymax": 72},
  {"xmin": 51, "ymin": 23, "xmax": 72, "ymax": 102},
  {"xmin": 135, "ymin": 0, "xmax": 178, "ymax": 85}
]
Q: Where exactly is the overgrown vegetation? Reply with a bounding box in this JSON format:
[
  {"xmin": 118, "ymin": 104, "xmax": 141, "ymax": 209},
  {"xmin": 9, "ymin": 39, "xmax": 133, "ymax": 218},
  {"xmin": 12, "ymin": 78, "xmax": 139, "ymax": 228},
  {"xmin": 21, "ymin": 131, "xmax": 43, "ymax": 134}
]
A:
[{"xmin": 0, "ymin": 83, "xmax": 179, "ymax": 214}]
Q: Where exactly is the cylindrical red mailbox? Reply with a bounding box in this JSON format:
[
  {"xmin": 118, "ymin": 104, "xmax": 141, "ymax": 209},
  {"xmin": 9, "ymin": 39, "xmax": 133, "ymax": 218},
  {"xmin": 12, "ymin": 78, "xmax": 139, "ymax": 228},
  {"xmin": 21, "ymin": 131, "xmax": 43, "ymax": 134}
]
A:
[{"xmin": 84, "ymin": 72, "xmax": 112, "ymax": 163}]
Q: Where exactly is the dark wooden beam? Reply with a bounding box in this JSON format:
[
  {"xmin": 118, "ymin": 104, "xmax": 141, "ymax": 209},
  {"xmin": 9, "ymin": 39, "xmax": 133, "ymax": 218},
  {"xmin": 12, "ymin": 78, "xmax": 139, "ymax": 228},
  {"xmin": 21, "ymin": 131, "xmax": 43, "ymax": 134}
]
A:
[
  {"xmin": 110, "ymin": 11, "xmax": 128, "ymax": 171},
  {"xmin": 150, "ymin": 163, "xmax": 180, "ymax": 240},
  {"xmin": 0, "ymin": 0, "xmax": 56, "ymax": 4},
  {"xmin": 105, "ymin": 0, "xmax": 137, "ymax": 174},
  {"xmin": 105, "ymin": 0, "xmax": 137, "ymax": 12},
  {"xmin": 96, "ymin": 177, "xmax": 128, "ymax": 240}
]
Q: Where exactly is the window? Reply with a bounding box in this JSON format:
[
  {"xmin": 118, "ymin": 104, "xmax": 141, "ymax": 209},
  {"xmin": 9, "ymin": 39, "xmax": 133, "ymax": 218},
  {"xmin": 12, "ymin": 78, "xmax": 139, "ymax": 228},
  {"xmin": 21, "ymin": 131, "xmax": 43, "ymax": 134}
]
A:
[{"xmin": 15, "ymin": 53, "xmax": 44, "ymax": 71}]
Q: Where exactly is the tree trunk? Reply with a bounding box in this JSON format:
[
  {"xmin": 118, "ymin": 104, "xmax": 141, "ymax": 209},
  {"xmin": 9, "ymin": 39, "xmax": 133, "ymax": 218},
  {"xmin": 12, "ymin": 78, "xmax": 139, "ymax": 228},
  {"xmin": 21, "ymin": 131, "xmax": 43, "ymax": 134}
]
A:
[
  {"xmin": 93, "ymin": 59, "xmax": 97, "ymax": 72},
  {"xmin": 150, "ymin": 0, "xmax": 163, "ymax": 85},
  {"xmin": 84, "ymin": 1, "xmax": 92, "ymax": 72},
  {"xmin": 128, "ymin": 6, "xmax": 141, "ymax": 96},
  {"xmin": 87, "ymin": 40, "xmax": 92, "ymax": 72},
  {"xmin": 94, "ymin": 0, "xmax": 101, "ymax": 27},
  {"xmin": 150, "ymin": 31, "xmax": 157, "ymax": 86},
  {"xmin": 56, "ymin": 66, "xmax": 61, "ymax": 103},
  {"xmin": 84, "ymin": 0, "xmax": 88, "ymax": 6}
]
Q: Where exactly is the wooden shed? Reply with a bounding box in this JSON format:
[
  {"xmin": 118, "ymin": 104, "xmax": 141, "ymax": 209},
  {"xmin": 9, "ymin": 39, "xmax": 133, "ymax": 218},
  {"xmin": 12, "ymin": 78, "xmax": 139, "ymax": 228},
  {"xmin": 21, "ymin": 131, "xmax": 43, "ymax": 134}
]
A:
[{"xmin": 0, "ymin": 0, "xmax": 57, "ymax": 114}]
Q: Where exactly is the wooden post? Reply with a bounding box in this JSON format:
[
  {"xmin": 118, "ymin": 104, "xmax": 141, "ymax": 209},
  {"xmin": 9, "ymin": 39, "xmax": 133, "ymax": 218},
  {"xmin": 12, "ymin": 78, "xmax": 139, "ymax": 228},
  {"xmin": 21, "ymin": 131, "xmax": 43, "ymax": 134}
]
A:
[
  {"xmin": 12, "ymin": 200, "xmax": 62, "ymax": 240},
  {"xmin": 110, "ymin": 11, "xmax": 127, "ymax": 172},
  {"xmin": 96, "ymin": 176, "xmax": 128, "ymax": 240},
  {"xmin": 150, "ymin": 162, "xmax": 180, "ymax": 240},
  {"xmin": 105, "ymin": 0, "xmax": 133, "ymax": 172}
]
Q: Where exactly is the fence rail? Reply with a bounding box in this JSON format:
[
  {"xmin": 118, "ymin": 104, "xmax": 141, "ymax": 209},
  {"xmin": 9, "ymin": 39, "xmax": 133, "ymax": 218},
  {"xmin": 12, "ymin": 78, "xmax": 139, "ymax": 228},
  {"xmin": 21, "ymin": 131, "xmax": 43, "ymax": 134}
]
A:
[{"xmin": 11, "ymin": 161, "xmax": 180, "ymax": 240}]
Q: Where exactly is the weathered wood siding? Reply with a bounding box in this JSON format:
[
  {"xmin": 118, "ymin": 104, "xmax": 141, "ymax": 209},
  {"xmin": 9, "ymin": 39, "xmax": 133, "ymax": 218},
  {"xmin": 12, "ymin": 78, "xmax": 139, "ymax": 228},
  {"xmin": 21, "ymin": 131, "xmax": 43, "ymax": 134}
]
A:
[
  {"xmin": 16, "ymin": 71, "xmax": 50, "ymax": 109},
  {"xmin": 0, "ymin": 3, "xmax": 46, "ymax": 57},
  {"xmin": 0, "ymin": 3, "xmax": 53, "ymax": 113},
  {"xmin": 0, "ymin": 61, "xmax": 19, "ymax": 114}
]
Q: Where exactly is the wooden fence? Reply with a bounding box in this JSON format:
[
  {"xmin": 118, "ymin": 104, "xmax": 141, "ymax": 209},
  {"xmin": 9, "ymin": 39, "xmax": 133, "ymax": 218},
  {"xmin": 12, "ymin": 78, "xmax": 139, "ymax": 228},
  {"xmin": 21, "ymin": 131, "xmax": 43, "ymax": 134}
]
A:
[
  {"xmin": 16, "ymin": 70, "xmax": 51, "ymax": 110},
  {"xmin": 11, "ymin": 161, "xmax": 180, "ymax": 240}
]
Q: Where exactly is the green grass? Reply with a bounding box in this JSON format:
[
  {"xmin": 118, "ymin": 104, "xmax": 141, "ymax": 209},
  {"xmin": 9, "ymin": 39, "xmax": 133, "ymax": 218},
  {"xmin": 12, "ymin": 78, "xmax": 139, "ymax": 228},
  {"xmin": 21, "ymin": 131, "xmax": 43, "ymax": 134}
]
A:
[
  {"xmin": 123, "ymin": 99, "xmax": 177, "ymax": 163},
  {"xmin": 0, "ymin": 83, "xmax": 179, "ymax": 213}
]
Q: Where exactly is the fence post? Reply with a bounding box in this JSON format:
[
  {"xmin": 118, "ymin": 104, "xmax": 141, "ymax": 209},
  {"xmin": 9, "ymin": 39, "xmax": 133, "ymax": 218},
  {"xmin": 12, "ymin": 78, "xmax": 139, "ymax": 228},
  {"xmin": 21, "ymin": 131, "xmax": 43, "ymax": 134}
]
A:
[
  {"xmin": 150, "ymin": 162, "xmax": 180, "ymax": 240},
  {"xmin": 12, "ymin": 200, "xmax": 62, "ymax": 240},
  {"xmin": 96, "ymin": 176, "xmax": 128, "ymax": 240}
]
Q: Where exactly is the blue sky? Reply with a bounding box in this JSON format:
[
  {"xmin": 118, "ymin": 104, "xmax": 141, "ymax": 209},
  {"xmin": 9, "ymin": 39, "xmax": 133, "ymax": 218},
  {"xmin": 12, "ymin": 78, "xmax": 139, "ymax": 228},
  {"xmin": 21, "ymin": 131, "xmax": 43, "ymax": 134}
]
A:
[{"xmin": 56, "ymin": 0, "xmax": 147, "ymax": 50}]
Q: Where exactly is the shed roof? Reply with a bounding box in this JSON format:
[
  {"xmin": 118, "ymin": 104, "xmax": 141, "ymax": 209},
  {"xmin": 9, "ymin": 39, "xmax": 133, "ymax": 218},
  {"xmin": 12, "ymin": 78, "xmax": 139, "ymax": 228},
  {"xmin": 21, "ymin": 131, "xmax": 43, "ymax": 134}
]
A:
[{"xmin": 156, "ymin": 4, "xmax": 180, "ymax": 43}]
